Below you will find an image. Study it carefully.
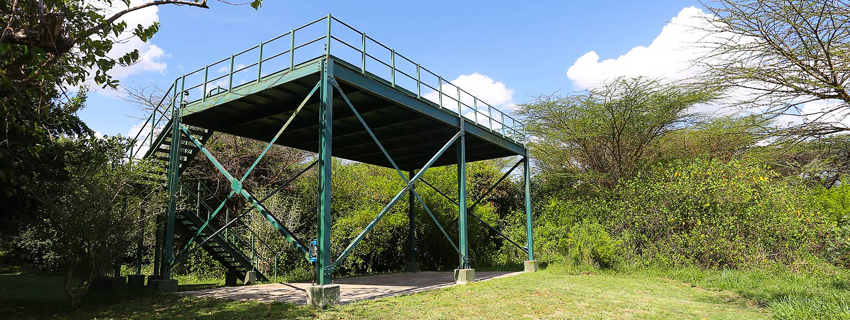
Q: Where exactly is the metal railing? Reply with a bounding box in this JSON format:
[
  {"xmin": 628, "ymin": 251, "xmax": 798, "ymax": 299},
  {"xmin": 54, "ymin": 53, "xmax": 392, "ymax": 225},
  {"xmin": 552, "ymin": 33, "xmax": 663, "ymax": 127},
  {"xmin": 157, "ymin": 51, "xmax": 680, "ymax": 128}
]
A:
[{"xmin": 175, "ymin": 14, "xmax": 525, "ymax": 142}]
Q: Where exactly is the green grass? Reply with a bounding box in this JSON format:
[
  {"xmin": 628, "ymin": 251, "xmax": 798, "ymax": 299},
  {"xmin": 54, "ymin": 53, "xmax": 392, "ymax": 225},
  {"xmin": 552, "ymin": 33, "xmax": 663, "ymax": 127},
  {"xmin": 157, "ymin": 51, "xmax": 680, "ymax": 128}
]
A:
[
  {"xmin": 6, "ymin": 262, "xmax": 849, "ymax": 319},
  {"xmin": 2, "ymin": 265, "xmax": 772, "ymax": 320}
]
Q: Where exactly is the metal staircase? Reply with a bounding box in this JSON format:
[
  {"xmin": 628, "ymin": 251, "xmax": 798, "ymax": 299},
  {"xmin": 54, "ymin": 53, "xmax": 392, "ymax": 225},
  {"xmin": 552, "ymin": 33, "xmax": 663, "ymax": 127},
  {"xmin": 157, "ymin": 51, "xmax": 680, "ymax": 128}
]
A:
[
  {"xmin": 127, "ymin": 86, "xmax": 269, "ymax": 284},
  {"xmin": 175, "ymin": 209, "xmax": 269, "ymax": 282}
]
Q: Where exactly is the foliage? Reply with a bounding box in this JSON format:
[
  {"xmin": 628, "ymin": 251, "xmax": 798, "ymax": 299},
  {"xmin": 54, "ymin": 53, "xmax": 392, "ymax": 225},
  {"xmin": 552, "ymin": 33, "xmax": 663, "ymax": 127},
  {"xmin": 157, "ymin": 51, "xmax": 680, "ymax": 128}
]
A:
[
  {"xmin": 700, "ymin": 0, "xmax": 850, "ymax": 136},
  {"xmin": 518, "ymin": 77, "xmax": 716, "ymax": 187},
  {"xmin": 564, "ymin": 223, "xmax": 621, "ymax": 268},
  {"xmin": 14, "ymin": 136, "xmax": 160, "ymax": 308}
]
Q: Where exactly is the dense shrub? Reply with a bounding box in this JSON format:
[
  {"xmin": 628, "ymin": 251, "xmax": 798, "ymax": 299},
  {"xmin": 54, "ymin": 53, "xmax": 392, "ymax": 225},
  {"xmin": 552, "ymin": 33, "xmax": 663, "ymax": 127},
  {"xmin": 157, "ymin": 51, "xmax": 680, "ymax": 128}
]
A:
[
  {"xmin": 609, "ymin": 159, "xmax": 829, "ymax": 268},
  {"xmin": 565, "ymin": 223, "xmax": 621, "ymax": 268},
  {"xmin": 538, "ymin": 158, "xmax": 831, "ymax": 269}
]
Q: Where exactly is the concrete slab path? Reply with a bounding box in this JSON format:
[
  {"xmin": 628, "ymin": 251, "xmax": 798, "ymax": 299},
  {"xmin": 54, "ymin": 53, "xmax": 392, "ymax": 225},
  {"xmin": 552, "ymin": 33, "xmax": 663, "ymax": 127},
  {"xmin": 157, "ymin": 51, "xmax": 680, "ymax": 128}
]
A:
[{"xmin": 177, "ymin": 271, "xmax": 520, "ymax": 305}]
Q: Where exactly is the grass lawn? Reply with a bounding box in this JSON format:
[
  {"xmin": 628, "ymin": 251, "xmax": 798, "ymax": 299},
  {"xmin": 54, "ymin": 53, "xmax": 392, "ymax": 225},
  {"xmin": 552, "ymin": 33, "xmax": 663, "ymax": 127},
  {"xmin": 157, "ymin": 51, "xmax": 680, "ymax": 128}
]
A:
[{"xmin": 2, "ymin": 266, "xmax": 771, "ymax": 320}]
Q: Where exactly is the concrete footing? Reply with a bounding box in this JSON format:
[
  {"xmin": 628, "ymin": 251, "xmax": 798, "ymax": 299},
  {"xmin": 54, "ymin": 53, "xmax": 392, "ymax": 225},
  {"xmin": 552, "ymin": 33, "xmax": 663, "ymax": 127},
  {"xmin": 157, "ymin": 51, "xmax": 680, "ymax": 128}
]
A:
[
  {"xmin": 127, "ymin": 274, "xmax": 146, "ymax": 288},
  {"xmin": 151, "ymin": 279, "xmax": 178, "ymax": 293},
  {"xmin": 454, "ymin": 269, "xmax": 475, "ymax": 284},
  {"xmin": 90, "ymin": 276, "xmax": 126, "ymax": 293},
  {"xmin": 225, "ymin": 271, "xmax": 240, "ymax": 286},
  {"xmin": 244, "ymin": 271, "xmax": 257, "ymax": 285},
  {"xmin": 524, "ymin": 260, "xmax": 539, "ymax": 272},
  {"xmin": 405, "ymin": 262, "xmax": 420, "ymax": 273},
  {"xmin": 306, "ymin": 284, "xmax": 340, "ymax": 308}
]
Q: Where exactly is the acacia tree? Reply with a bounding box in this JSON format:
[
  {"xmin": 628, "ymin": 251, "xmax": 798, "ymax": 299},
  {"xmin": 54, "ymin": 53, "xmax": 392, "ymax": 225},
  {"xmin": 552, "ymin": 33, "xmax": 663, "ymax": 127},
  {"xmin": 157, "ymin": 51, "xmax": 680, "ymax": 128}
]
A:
[
  {"xmin": 699, "ymin": 0, "xmax": 850, "ymax": 135},
  {"xmin": 518, "ymin": 77, "xmax": 716, "ymax": 188}
]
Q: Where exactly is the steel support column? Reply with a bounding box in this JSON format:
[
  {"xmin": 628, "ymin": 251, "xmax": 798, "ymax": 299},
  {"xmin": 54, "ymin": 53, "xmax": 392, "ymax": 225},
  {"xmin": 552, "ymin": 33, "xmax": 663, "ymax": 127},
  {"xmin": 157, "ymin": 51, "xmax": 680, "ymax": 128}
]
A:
[
  {"xmin": 457, "ymin": 121, "xmax": 469, "ymax": 269},
  {"xmin": 316, "ymin": 58, "xmax": 334, "ymax": 285},
  {"xmin": 161, "ymin": 85, "xmax": 183, "ymax": 280},
  {"xmin": 407, "ymin": 170, "xmax": 417, "ymax": 268},
  {"xmin": 524, "ymin": 154, "xmax": 534, "ymax": 261}
]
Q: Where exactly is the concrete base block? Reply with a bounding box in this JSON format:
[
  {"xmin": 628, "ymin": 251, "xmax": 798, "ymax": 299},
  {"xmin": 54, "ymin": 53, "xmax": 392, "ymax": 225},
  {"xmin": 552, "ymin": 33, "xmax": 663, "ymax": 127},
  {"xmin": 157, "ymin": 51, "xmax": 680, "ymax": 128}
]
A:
[
  {"xmin": 146, "ymin": 275, "xmax": 162, "ymax": 288},
  {"xmin": 244, "ymin": 271, "xmax": 257, "ymax": 285},
  {"xmin": 90, "ymin": 276, "xmax": 126, "ymax": 293},
  {"xmin": 524, "ymin": 260, "xmax": 539, "ymax": 272},
  {"xmin": 306, "ymin": 284, "xmax": 340, "ymax": 308},
  {"xmin": 405, "ymin": 262, "xmax": 420, "ymax": 273},
  {"xmin": 127, "ymin": 274, "xmax": 146, "ymax": 288},
  {"xmin": 225, "ymin": 271, "xmax": 240, "ymax": 286},
  {"xmin": 151, "ymin": 279, "xmax": 178, "ymax": 293},
  {"xmin": 454, "ymin": 268, "xmax": 475, "ymax": 284}
]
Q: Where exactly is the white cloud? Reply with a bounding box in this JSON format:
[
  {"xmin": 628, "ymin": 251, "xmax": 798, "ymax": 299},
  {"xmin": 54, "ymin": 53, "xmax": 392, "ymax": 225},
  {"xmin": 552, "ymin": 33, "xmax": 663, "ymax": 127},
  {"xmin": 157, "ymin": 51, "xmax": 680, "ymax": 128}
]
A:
[
  {"xmin": 127, "ymin": 119, "xmax": 167, "ymax": 158},
  {"xmin": 566, "ymin": 7, "xmax": 715, "ymax": 90},
  {"xmin": 88, "ymin": 1, "xmax": 169, "ymax": 94},
  {"xmin": 421, "ymin": 73, "xmax": 517, "ymax": 130}
]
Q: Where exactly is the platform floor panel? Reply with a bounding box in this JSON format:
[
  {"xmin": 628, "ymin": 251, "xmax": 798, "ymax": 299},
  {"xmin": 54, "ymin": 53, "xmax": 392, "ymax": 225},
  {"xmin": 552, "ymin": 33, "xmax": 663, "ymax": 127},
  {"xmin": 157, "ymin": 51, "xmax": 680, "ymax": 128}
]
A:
[
  {"xmin": 181, "ymin": 58, "xmax": 523, "ymax": 171},
  {"xmin": 177, "ymin": 271, "xmax": 520, "ymax": 305}
]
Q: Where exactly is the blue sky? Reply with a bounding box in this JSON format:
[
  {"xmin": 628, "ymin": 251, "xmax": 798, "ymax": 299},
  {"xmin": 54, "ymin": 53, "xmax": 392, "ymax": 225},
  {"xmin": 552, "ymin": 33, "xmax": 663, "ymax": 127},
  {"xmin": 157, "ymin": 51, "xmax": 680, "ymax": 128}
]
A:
[{"xmin": 81, "ymin": 0, "xmax": 704, "ymax": 136}]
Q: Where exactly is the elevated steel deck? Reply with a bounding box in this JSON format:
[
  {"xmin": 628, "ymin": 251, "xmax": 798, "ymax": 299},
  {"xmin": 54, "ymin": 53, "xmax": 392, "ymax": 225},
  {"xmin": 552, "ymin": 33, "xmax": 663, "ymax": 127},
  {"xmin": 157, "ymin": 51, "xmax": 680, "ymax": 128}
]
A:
[{"xmin": 169, "ymin": 15, "xmax": 525, "ymax": 170}]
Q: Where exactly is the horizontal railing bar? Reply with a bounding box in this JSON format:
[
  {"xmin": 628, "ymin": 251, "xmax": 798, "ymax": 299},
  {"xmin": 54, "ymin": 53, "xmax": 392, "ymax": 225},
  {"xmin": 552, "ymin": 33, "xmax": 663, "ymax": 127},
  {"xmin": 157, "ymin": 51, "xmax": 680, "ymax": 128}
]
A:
[
  {"xmin": 264, "ymin": 30, "xmax": 292, "ymax": 44},
  {"xmin": 364, "ymin": 34, "xmax": 392, "ymax": 51},
  {"xmin": 292, "ymin": 36, "xmax": 326, "ymax": 51},
  {"xmin": 260, "ymin": 49, "xmax": 292, "ymax": 63},
  {"xmin": 232, "ymin": 61, "xmax": 259, "ymax": 74},
  {"xmin": 294, "ymin": 15, "xmax": 328, "ymax": 32},
  {"xmin": 364, "ymin": 52, "xmax": 392, "ymax": 69},
  {"xmin": 232, "ymin": 44, "xmax": 260, "ymax": 58},
  {"xmin": 329, "ymin": 36, "xmax": 360, "ymax": 53},
  {"xmin": 331, "ymin": 16, "xmax": 360, "ymax": 33}
]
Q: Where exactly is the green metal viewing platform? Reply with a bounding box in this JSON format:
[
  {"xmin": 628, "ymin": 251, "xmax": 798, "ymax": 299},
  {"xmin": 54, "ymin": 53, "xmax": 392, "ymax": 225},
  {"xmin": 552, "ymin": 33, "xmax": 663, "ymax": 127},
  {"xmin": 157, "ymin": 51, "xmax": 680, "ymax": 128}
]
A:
[{"xmin": 128, "ymin": 14, "xmax": 535, "ymax": 305}]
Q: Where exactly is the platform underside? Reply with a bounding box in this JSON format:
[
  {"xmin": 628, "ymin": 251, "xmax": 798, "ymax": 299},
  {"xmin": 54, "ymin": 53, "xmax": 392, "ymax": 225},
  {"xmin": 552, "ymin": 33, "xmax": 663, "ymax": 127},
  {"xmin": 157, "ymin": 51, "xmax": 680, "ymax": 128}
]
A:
[{"xmin": 181, "ymin": 57, "xmax": 524, "ymax": 170}]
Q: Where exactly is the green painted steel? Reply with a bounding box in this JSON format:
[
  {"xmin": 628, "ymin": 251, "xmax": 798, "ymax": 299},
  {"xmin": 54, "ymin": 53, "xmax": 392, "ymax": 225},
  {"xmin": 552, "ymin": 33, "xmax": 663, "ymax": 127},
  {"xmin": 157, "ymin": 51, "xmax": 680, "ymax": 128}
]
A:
[
  {"xmin": 178, "ymin": 124, "xmax": 311, "ymax": 259},
  {"xmin": 316, "ymin": 58, "xmax": 334, "ymax": 285},
  {"xmin": 408, "ymin": 170, "xmax": 416, "ymax": 265},
  {"xmin": 457, "ymin": 121, "xmax": 469, "ymax": 269},
  {"xmin": 332, "ymin": 130, "xmax": 463, "ymax": 271},
  {"xmin": 524, "ymin": 155, "xmax": 534, "ymax": 261},
  {"xmin": 122, "ymin": 14, "xmax": 537, "ymax": 286},
  {"xmin": 162, "ymin": 79, "xmax": 184, "ymax": 280}
]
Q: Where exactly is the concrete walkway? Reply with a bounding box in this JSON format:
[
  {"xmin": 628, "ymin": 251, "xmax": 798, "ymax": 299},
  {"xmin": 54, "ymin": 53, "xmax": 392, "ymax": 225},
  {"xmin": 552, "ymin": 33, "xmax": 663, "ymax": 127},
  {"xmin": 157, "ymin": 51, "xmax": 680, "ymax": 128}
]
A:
[{"xmin": 178, "ymin": 271, "xmax": 519, "ymax": 305}]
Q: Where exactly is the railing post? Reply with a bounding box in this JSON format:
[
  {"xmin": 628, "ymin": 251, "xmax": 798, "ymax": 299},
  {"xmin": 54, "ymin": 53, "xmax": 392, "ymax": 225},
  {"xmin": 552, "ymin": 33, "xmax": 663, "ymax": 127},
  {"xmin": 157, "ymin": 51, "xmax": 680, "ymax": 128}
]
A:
[
  {"xmin": 290, "ymin": 29, "xmax": 295, "ymax": 70},
  {"xmin": 202, "ymin": 65, "xmax": 209, "ymax": 101},
  {"xmin": 456, "ymin": 87, "xmax": 461, "ymax": 116},
  {"xmin": 228, "ymin": 54, "xmax": 234, "ymax": 92},
  {"xmin": 391, "ymin": 49, "xmax": 396, "ymax": 87},
  {"xmin": 438, "ymin": 77, "xmax": 443, "ymax": 109},
  {"xmin": 473, "ymin": 97, "xmax": 479, "ymax": 125},
  {"xmin": 325, "ymin": 14, "xmax": 332, "ymax": 57},
  {"xmin": 361, "ymin": 32, "xmax": 366, "ymax": 73},
  {"xmin": 257, "ymin": 42, "xmax": 264, "ymax": 83},
  {"xmin": 487, "ymin": 104, "xmax": 493, "ymax": 131},
  {"xmin": 501, "ymin": 112, "xmax": 506, "ymax": 136},
  {"xmin": 416, "ymin": 63, "xmax": 421, "ymax": 98}
]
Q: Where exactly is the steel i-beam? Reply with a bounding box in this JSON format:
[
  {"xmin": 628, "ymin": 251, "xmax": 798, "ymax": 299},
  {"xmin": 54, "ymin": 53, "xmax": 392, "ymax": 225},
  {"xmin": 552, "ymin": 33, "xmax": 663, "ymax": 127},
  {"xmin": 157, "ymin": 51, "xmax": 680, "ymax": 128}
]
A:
[
  {"xmin": 316, "ymin": 59, "xmax": 334, "ymax": 285},
  {"xmin": 457, "ymin": 120, "xmax": 469, "ymax": 269},
  {"xmin": 524, "ymin": 153, "xmax": 534, "ymax": 260},
  {"xmin": 162, "ymin": 82, "xmax": 184, "ymax": 280}
]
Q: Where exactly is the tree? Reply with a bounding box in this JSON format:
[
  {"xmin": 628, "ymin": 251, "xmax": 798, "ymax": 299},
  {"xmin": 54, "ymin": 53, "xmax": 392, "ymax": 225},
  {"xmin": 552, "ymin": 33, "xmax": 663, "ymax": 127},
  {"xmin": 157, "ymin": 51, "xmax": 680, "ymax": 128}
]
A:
[
  {"xmin": 518, "ymin": 77, "xmax": 716, "ymax": 187},
  {"xmin": 16, "ymin": 136, "xmax": 161, "ymax": 308},
  {"xmin": 700, "ymin": 0, "xmax": 850, "ymax": 135},
  {"xmin": 0, "ymin": 0, "xmax": 261, "ymax": 260}
]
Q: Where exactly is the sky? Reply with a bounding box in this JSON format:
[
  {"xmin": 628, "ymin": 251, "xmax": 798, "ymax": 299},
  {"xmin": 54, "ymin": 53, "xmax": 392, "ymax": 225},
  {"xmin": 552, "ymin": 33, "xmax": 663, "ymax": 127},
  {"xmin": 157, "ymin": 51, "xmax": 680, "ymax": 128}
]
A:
[{"xmin": 80, "ymin": 0, "xmax": 710, "ymax": 137}]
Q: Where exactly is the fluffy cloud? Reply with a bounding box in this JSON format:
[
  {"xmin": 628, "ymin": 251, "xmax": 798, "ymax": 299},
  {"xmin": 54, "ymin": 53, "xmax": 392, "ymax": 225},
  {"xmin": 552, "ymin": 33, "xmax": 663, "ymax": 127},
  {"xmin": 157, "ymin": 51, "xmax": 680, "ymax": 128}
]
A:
[
  {"xmin": 421, "ymin": 73, "xmax": 516, "ymax": 129},
  {"xmin": 566, "ymin": 7, "xmax": 714, "ymax": 90},
  {"xmin": 91, "ymin": 1, "xmax": 168, "ymax": 85}
]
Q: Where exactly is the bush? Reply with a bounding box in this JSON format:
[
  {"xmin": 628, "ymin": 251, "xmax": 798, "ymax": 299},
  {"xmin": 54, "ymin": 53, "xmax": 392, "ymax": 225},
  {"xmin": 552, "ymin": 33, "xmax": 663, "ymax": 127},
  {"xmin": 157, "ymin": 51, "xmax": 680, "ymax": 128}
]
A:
[{"xmin": 565, "ymin": 223, "xmax": 620, "ymax": 268}]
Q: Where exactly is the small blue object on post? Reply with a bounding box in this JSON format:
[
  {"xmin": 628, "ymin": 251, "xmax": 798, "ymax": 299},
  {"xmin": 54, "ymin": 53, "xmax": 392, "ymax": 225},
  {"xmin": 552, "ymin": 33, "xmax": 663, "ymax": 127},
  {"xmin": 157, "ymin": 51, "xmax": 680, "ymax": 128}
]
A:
[{"xmin": 309, "ymin": 239, "xmax": 318, "ymax": 263}]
